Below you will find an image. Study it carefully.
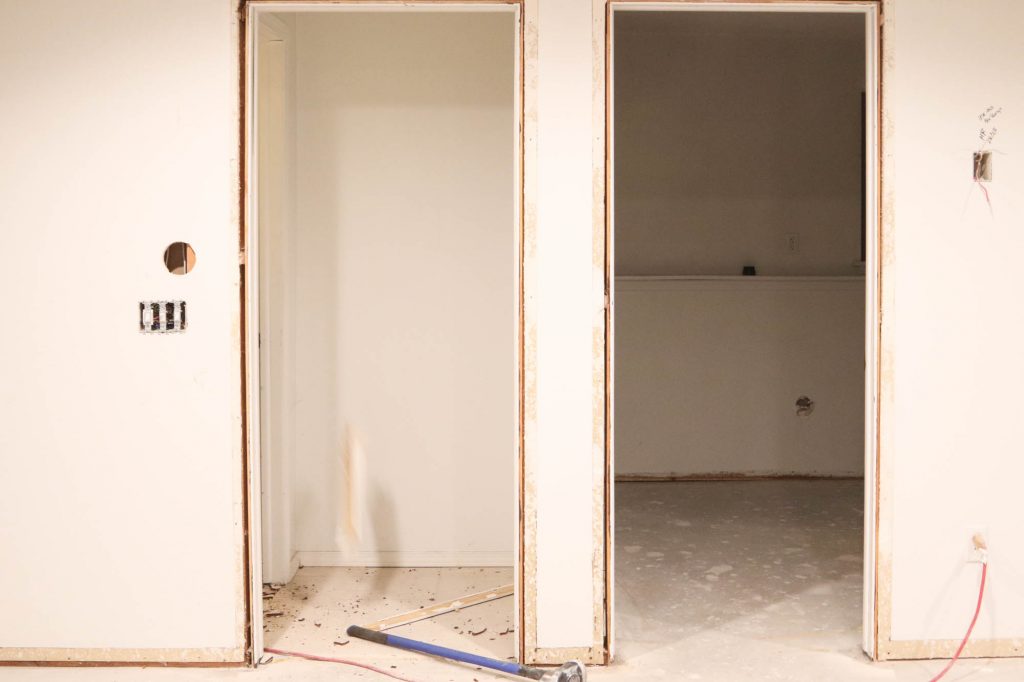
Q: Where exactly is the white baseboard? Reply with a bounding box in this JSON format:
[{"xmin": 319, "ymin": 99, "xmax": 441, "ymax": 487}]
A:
[{"xmin": 295, "ymin": 550, "xmax": 513, "ymax": 568}]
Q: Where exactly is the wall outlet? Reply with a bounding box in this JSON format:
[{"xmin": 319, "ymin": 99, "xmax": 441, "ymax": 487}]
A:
[
  {"xmin": 966, "ymin": 527, "xmax": 989, "ymax": 563},
  {"xmin": 785, "ymin": 233, "xmax": 801, "ymax": 254}
]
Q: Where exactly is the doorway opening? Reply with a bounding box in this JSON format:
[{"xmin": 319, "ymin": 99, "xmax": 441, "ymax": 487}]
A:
[
  {"xmin": 246, "ymin": 4, "xmax": 522, "ymax": 666},
  {"xmin": 608, "ymin": 3, "xmax": 880, "ymax": 668}
]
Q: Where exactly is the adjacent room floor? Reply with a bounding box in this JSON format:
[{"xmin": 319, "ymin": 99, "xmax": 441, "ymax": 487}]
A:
[{"xmin": 5, "ymin": 481, "xmax": 1024, "ymax": 681}]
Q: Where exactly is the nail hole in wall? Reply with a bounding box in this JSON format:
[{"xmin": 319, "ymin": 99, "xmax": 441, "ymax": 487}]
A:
[{"xmin": 164, "ymin": 242, "xmax": 196, "ymax": 275}]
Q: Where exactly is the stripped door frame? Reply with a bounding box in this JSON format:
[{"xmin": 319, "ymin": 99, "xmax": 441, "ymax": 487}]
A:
[
  {"xmin": 603, "ymin": 0, "xmax": 883, "ymax": 662},
  {"xmin": 240, "ymin": 0, "xmax": 526, "ymax": 666}
]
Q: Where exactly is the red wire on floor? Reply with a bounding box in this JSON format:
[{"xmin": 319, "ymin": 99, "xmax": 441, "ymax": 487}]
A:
[
  {"xmin": 264, "ymin": 646, "xmax": 423, "ymax": 682},
  {"xmin": 926, "ymin": 562, "xmax": 988, "ymax": 682}
]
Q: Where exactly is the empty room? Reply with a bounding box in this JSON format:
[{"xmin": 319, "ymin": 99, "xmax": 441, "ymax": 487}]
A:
[{"xmin": 611, "ymin": 6, "xmax": 873, "ymax": 669}]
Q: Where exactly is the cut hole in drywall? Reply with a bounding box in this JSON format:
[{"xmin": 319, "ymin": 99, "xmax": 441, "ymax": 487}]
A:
[
  {"xmin": 973, "ymin": 151, "xmax": 993, "ymax": 182},
  {"xmin": 164, "ymin": 242, "xmax": 196, "ymax": 275},
  {"xmin": 796, "ymin": 396, "xmax": 815, "ymax": 417}
]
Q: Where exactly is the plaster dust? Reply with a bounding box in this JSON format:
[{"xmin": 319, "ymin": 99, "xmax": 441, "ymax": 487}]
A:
[
  {"xmin": 262, "ymin": 567, "xmax": 514, "ymax": 668},
  {"xmin": 6, "ymin": 483, "xmax": 1024, "ymax": 681}
]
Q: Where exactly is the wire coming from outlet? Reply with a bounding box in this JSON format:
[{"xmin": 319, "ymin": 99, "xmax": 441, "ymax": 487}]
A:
[
  {"xmin": 926, "ymin": 561, "xmax": 988, "ymax": 682},
  {"xmin": 263, "ymin": 647, "xmax": 423, "ymax": 682}
]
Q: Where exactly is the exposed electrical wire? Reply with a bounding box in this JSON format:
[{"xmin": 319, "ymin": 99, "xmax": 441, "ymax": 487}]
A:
[
  {"xmin": 264, "ymin": 646, "xmax": 423, "ymax": 682},
  {"xmin": 977, "ymin": 180, "xmax": 993, "ymax": 213},
  {"xmin": 926, "ymin": 560, "xmax": 988, "ymax": 682}
]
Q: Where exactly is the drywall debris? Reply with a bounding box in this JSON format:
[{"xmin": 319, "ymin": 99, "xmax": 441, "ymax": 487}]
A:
[
  {"xmin": 265, "ymin": 610, "xmax": 284, "ymax": 617},
  {"xmin": 334, "ymin": 640, "xmax": 350, "ymax": 646},
  {"xmin": 470, "ymin": 627, "xmax": 487, "ymax": 636}
]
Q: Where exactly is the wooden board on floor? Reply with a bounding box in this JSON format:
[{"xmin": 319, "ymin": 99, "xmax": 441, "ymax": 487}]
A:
[{"xmin": 364, "ymin": 584, "xmax": 514, "ymax": 632}]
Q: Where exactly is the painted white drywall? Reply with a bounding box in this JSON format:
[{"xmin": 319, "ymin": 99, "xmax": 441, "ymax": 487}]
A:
[
  {"xmin": 883, "ymin": 0, "xmax": 1024, "ymax": 649},
  {"xmin": 530, "ymin": 0, "xmax": 604, "ymax": 652},
  {"xmin": 258, "ymin": 14, "xmax": 298, "ymax": 585},
  {"xmin": 283, "ymin": 12, "xmax": 516, "ymax": 567},
  {"xmin": 0, "ymin": 0, "xmax": 244, "ymax": 660},
  {"xmin": 614, "ymin": 11, "xmax": 865, "ymax": 277},
  {"xmin": 615, "ymin": 278, "xmax": 864, "ymax": 477}
]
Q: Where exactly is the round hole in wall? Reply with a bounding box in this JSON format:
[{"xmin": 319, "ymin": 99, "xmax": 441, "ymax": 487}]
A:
[{"xmin": 164, "ymin": 242, "xmax": 197, "ymax": 275}]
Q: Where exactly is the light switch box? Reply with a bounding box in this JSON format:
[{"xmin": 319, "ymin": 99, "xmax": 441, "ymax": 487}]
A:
[{"xmin": 139, "ymin": 301, "xmax": 187, "ymax": 333}]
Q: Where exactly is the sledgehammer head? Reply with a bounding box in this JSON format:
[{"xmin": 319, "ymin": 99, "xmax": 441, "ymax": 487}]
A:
[{"xmin": 539, "ymin": 660, "xmax": 586, "ymax": 682}]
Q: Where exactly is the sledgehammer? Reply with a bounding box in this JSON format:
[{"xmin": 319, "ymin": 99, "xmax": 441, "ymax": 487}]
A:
[{"xmin": 346, "ymin": 625, "xmax": 586, "ymax": 682}]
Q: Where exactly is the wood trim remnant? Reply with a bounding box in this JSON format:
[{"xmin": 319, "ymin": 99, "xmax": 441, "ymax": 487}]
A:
[
  {"xmin": 603, "ymin": 0, "xmax": 614, "ymax": 665},
  {"xmin": 616, "ymin": 474, "xmax": 865, "ymax": 482},
  {"xmin": 611, "ymin": 0, "xmax": 878, "ymax": 5},
  {"xmin": 246, "ymin": 0, "xmax": 520, "ymax": 5},
  {"xmin": 363, "ymin": 585, "xmax": 514, "ymax": 632},
  {"xmin": 519, "ymin": 0, "xmax": 538, "ymax": 664},
  {"xmin": 517, "ymin": 0, "xmax": 530, "ymax": 666},
  {"xmin": 0, "ymin": 649, "xmax": 245, "ymax": 666},
  {"xmin": 238, "ymin": 1, "xmax": 256, "ymax": 667}
]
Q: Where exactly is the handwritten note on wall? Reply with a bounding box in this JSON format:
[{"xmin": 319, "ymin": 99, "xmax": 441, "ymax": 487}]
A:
[{"xmin": 979, "ymin": 105, "xmax": 1002, "ymax": 144}]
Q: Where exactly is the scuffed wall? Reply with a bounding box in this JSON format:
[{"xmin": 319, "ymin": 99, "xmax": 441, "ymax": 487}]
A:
[{"xmin": 287, "ymin": 12, "xmax": 517, "ymax": 567}]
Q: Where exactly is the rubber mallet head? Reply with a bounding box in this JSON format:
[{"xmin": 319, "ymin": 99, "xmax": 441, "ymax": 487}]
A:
[{"xmin": 539, "ymin": 660, "xmax": 586, "ymax": 682}]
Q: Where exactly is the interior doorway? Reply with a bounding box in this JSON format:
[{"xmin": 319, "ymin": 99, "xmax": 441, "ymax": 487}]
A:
[
  {"xmin": 245, "ymin": 3, "xmax": 523, "ymax": 665},
  {"xmin": 607, "ymin": 1, "xmax": 880, "ymax": 668}
]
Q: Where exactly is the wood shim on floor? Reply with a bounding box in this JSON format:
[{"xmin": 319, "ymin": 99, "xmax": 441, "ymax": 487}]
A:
[{"xmin": 363, "ymin": 584, "xmax": 513, "ymax": 632}]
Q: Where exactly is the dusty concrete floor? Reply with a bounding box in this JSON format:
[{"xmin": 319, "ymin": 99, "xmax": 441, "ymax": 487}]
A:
[{"xmin": 4, "ymin": 481, "xmax": 1022, "ymax": 681}]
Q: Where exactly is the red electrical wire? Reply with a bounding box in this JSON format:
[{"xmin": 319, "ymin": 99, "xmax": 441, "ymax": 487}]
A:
[
  {"xmin": 977, "ymin": 180, "xmax": 993, "ymax": 212},
  {"xmin": 926, "ymin": 562, "xmax": 988, "ymax": 682},
  {"xmin": 264, "ymin": 646, "xmax": 423, "ymax": 682}
]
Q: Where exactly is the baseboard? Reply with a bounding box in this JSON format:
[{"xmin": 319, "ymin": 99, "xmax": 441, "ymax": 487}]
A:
[
  {"xmin": 616, "ymin": 472, "xmax": 864, "ymax": 482},
  {"xmin": 295, "ymin": 550, "xmax": 514, "ymax": 568}
]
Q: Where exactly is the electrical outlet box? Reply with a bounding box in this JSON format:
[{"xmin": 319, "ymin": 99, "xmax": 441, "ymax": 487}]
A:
[
  {"xmin": 785, "ymin": 233, "xmax": 801, "ymax": 254},
  {"xmin": 966, "ymin": 526, "xmax": 989, "ymax": 563},
  {"xmin": 974, "ymin": 151, "xmax": 993, "ymax": 182}
]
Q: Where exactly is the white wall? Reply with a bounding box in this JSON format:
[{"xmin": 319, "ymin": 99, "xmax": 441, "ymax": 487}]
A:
[
  {"xmin": 524, "ymin": 0, "xmax": 607, "ymax": 660},
  {"xmin": 878, "ymin": 0, "xmax": 1024, "ymax": 658},
  {"xmin": 615, "ymin": 277, "xmax": 864, "ymax": 477},
  {"xmin": 284, "ymin": 12, "xmax": 516, "ymax": 567},
  {"xmin": 258, "ymin": 14, "xmax": 298, "ymax": 585},
  {"xmin": 0, "ymin": 0, "xmax": 245, "ymax": 662},
  {"xmin": 614, "ymin": 11, "xmax": 865, "ymax": 277}
]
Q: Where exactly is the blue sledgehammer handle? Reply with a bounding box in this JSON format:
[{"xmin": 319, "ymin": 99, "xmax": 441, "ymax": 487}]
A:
[{"xmin": 347, "ymin": 625, "xmax": 545, "ymax": 680}]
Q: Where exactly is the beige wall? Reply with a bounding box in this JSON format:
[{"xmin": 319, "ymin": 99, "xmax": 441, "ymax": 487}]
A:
[
  {"xmin": 614, "ymin": 11, "xmax": 865, "ymax": 277},
  {"xmin": 285, "ymin": 11, "xmax": 517, "ymax": 567},
  {"xmin": 615, "ymin": 277, "xmax": 864, "ymax": 477}
]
